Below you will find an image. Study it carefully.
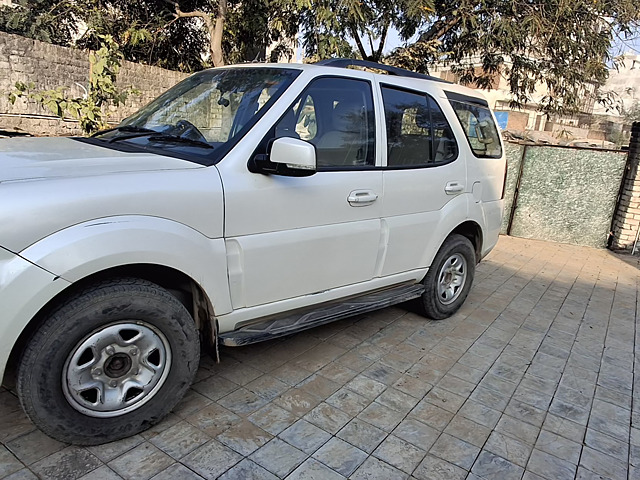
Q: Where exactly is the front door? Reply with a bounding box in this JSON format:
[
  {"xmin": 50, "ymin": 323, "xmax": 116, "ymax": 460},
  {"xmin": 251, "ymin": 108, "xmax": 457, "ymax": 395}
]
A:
[{"xmin": 219, "ymin": 75, "xmax": 383, "ymax": 309}]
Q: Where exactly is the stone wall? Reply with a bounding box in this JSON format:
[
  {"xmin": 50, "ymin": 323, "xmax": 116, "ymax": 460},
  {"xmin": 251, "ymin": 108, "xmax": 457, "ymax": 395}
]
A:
[
  {"xmin": 610, "ymin": 122, "xmax": 640, "ymax": 252},
  {"xmin": 0, "ymin": 32, "xmax": 188, "ymax": 136}
]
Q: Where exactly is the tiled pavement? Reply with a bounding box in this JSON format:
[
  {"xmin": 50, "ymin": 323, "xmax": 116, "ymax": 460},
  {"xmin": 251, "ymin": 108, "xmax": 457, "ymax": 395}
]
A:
[{"xmin": 1, "ymin": 235, "xmax": 639, "ymax": 480}]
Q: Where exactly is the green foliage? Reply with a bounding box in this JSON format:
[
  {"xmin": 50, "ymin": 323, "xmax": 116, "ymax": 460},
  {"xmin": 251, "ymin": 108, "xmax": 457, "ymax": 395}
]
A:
[
  {"xmin": 625, "ymin": 102, "xmax": 640, "ymax": 124},
  {"xmin": 388, "ymin": 0, "xmax": 640, "ymax": 115},
  {"xmin": 8, "ymin": 35, "xmax": 138, "ymax": 134},
  {"xmin": 0, "ymin": 0, "xmax": 83, "ymax": 45}
]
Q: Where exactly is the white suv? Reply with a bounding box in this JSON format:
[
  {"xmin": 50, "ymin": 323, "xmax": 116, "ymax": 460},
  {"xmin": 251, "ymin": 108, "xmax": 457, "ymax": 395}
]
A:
[{"xmin": 0, "ymin": 59, "xmax": 506, "ymax": 444}]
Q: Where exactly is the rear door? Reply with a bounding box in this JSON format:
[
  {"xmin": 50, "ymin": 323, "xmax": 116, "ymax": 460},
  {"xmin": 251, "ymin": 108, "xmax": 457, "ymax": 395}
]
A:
[{"xmin": 378, "ymin": 84, "xmax": 466, "ymax": 276}]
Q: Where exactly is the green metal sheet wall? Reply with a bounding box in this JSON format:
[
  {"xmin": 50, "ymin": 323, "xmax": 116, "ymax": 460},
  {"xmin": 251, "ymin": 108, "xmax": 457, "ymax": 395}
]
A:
[{"xmin": 502, "ymin": 144, "xmax": 627, "ymax": 248}]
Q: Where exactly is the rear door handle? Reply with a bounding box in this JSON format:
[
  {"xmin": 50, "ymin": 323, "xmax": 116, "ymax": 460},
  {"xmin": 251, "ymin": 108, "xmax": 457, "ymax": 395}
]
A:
[
  {"xmin": 444, "ymin": 182, "xmax": 465, "ymax": 195},
  {"xmin": 348, "ymin": 190, "xmax": 378, "ymax": 206}
]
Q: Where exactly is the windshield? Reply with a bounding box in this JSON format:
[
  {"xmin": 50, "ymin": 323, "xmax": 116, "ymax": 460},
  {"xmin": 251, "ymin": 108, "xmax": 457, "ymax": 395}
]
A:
[{"xmin": 94, "ymin": 67, "xmax": 300, "ymax": 165}]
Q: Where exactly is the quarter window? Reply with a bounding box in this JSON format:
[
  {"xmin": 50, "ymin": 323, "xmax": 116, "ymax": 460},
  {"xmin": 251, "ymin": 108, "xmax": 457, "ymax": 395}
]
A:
[
  {"xmin": 381, "ymin": 86, "xmax": 458, "ymax": 167},
  {"xmin": 274, "ymin": 77, "xmax": 375, "ymax": 168},
  {"xmin": 449, "ymin": 100, "xmax": 502, "ymax": 158}
]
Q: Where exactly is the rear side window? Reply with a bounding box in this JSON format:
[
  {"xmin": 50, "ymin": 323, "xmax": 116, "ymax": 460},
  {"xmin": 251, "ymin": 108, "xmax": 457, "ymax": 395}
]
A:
[
  {"xmin": 449, "ymin": 100, "xmax": 502, "ymax": 158},
  {"xmin": 381, "ymin": 86, "xmax": 458, "ymax": 167}
]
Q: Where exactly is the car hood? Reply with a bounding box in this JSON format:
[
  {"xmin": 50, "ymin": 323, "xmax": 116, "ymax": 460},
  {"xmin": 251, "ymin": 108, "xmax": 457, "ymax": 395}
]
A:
[{"xmin": 0, "ymin": 137, "xmax": 201, "ymax": 182}]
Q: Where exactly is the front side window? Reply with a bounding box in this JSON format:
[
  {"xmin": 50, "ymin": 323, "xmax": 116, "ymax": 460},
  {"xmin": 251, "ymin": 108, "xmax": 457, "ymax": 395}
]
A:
[
  {"xmin": 94, "ymin": 67, "xmax": 300, "ymax": 164},
  {"xmin": 274, "ymin": 77, "xmax": 375, "ymax": 168},
  {"xmin": 381, "ymin": 86, "xmax": 458, "ymax": 167},
  {"xmin": 449, "ymin": 100, "xmax": 502, "ymax": 158}
]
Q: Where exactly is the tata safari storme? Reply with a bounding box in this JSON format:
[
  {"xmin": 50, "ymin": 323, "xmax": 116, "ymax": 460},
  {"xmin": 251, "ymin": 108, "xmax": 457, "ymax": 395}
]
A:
[{"xmin": 0, "ymin": 59, "xmax": 506, "ymax": 444}]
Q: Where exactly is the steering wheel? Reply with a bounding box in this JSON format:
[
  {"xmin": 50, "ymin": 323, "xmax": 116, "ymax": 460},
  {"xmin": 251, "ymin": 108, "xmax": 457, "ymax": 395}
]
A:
[{"xmin": 173, "ymin": 120, "xmax": 208, "ymax": 143}]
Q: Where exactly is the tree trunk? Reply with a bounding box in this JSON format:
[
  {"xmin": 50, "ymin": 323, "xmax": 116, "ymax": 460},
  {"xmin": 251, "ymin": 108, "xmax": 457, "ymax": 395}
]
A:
[{"xmin": 171, "ymin": 1, "xmax": 227, "ymax": 67}]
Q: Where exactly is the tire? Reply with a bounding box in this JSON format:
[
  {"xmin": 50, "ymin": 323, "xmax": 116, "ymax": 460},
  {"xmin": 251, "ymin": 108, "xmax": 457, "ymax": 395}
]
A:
[
  {"xmin": 417, "ymin": 234, "xmax": 476, "ymax": 320},
  {"xmin": 16, "ymin": 278, "xmax": 200, "ymax": 445}
]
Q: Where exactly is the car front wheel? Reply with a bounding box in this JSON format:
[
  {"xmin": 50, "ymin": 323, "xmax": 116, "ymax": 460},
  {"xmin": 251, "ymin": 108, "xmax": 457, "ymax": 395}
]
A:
[{"xmin": 17, "ymin": 278, "xmax": 199, "ymax": 445}]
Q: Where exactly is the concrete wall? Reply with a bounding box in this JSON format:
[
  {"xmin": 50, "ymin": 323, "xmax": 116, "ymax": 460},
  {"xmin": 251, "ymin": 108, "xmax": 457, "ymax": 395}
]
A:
[{"xmin": 0, "ymin": 32, "xmax": 188, "ymax": 136}]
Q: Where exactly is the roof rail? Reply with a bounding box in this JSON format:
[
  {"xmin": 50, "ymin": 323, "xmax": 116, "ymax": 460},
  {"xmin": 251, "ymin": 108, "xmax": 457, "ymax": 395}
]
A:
[{"xmin": 314, "ymin": 58, "xmax": 451, "ymax": 84}]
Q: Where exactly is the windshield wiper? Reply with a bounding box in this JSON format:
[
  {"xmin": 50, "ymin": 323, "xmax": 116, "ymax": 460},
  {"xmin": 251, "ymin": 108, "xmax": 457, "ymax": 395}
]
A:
[
  {"xmin": 147, "ymin": 134, "xmax": 214, "ymax": 149},
  {"xmin": 93, "ymin": 125, "xmax": 157, "ymax": 138}
]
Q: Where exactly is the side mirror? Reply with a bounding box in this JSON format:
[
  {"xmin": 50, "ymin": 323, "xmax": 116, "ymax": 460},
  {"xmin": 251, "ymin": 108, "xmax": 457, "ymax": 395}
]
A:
[{"xmin": 249, "ymin": 137, "xmax": 317, "ymax": 176}]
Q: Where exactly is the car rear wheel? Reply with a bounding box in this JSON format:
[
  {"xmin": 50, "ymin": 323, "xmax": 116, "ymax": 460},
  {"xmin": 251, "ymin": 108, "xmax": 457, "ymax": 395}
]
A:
[
  {"xmin": 17, "ymin": 278, "xmax": 199, "ymax": 445},
  {"xmin": 417, "ymin": 234, "xmax": 476, "ymax": 320}
]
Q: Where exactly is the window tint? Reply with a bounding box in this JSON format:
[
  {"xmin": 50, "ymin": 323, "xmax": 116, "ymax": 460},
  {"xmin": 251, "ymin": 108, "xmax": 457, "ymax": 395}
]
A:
[
  {"xmin": 381, "ymin": 86, "xmax": 457, "ymax": 167},
  {"xmin": 274, "ymin": 77, "xmax": 375, "ymax": 168},
  {"xmin": 449, "ymin": 100, "xmax": 502, "ymax": 158}
]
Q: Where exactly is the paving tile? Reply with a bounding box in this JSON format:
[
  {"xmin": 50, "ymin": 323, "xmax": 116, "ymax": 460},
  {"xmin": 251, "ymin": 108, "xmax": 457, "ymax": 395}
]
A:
[
  {"xmin": 279, "ymin": 419, "xmax": 331, "ymax": 455},
  {"xmin": 149, "ymin": 421, "xmax": 209, "ymax": 459},
  {"xmin": 424, "ymin": 387, "xmax": 466, "ymax": 414},
  {"xmin": 535, "ymin": 430, "xmax": 581, "ymax": 465},
  {"xmin": 249, "ymin": 438, "xmax": 307, "ymax": 477},
  {"xmin": 579, "ymin": 445, "xmax": 628, "ymax": 479},
  {"xmin": 392, "ymin": 418, "xmax": 440, "ymax": 451},
  {"xmin": 337, "ymin": 418, "xmax": 387, "ymax": 453},
  {"xmin": 345, "ymin": 374, "xmax": 388, "ymax": 400},
  {"xmin": 470, "ymin": 450, "xmax": 525, "ymax": 480},
  {"xmin": 217, "ymin": 387, "xmax": 270, "ymax": 416},
  {"xmin": 318, "ymin": 362, "xmax": 359, "ymax": 384},
  {"xmin": 0, "ymin": 444, "xmax": 24, "ymax": 477},
  {"xmin": 298, "ymin": 374, "xmax": 341, "ymax": 399},
  {"xmin": 191, "ymin": 375, "xmax": 239, "ymax": 401},
  {"xmin": 458, "ymin": 401, "xmax": 502, "ymax": 429},
  {"xmin": 326, "ymin": 387, "xmax": 371, "ymax": 416},
  {"xmin": 313, "ymin": 437, "xmax": 367, "ymax": 477},
  {"xmin": 31, "ymin": 446, "xmax": 102, "ymax": 480},
  {"xmin": 273, "ymin": 387, "xmax": 322, "ymax": 416},
  {"xmin": 357, "ymin": 401, "xmax": 406, "ymax": 431},
  {"xmin": 181, "ymin": 440, "xmax": 243, "ymax": 480},
  {"xmin": 72, "ymin": 466, "xmax": 123, "ymax": 480},
  {"xmin": 373, "ymin": 435, "xmax": 426, "ymax": 473},
  {"xmin": 108, "ymin": 443, "xmax": 174, "ymax": 480},
  {"xmin": 216, "ymin": 420, "xmax": 272, "ymax": 456},
  {"xmin": 495, "ymin": 415, "xmax": 540, "ymax": 445},
  {"xmin": 506, "ymin": 399, "xmax": 547, "ymax": 428},
  {"xmin": 149, "ymin": 463, "xmax": 204, "ymax": 480},
  {"xmin": 469, "ymin": 385, "xmax": 510, "ymax": 411},
  {"xmin": 216, "ymin": 459, "xmax": 277, "ymax": 480},
  {"xmin": 247, "ymin": 402, "xmax": 297, "ymax": 435},
  {"xmin": 303, "ymin": 402, "xmax": 352, "ymax": 434},
  {"xmin": 0, "ymin": 410, "xmax": 36, "ymax": 443},
  {"xmin": 542, "ymin": 413, "xmax": 586, "ymax": 443},
  {"xmin": 86, "ymin": 436, "xmax": 144, "ymax": 463},
  {"xmin": 413, "ymin": 454, "xmax": 467, "ymax": 480},
  {"xmin": 350, "ymin": 456, "xmax": 408, "ymax": 480},
  {"xmin": 185, "ymin": 403, "xmax": 241, "ymax": 437},
  {"xmin": 270, "ymin": 363, "xmax": 313, "ymax": 386},
  {"xmin": 243, "ymin": 374, "xmax": 289, "ymax": 400},
  {"xmin": 429, "ymin": 433, "xmax": 480, "ymax": 470},
  {"xmin": 171, "ymin": 391, "xmax": 213, "ymax": 419},
  {"xmin": 376, "ymin": 387, "xmax": 420, "ymax": 414},
  {"xmin": 6, "ymin": 430, "xmax": 67, "ymax": 466},
  {"xmin": 409, "ymin": 401, "xmax": 455, "ymax": 431},
  {"xmin": 286, "ymin": 457, "xmax": 346, "ymax": 480},
  {"xmin": 393, "ymin": 375, "xmax": 433, "ymax": 398},
  {"xmin": 526, "ymin": 449, "xmax": 577, "ymax": 480},
  {"xmin": 443, "ymin": 415, "xmax": 491, "ymax": 448},
  {"xmin": 484, "ymin": 431, "xmax": 533, "ymax": 467},
  {"xmin": 584, "ymin": 428, "xmax": 627, "ymax": 462},
  {"xmin": 2, "ymin": 469, "xmax": 39, "ymax": 480}
]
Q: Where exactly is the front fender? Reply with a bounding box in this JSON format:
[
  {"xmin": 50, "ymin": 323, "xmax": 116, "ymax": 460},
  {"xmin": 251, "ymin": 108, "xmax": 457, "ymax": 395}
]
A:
[{"xmin": 20, "ymin": 215, "xmax": 232, "ymax": 316}]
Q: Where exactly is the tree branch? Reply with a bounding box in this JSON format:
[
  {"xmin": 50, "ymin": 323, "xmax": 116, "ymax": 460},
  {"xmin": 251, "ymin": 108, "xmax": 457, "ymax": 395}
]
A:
[
  {"xmin": 350, "ymin": 25, "xmax": 368, "ymax": 60},
  {"xmin": 375, "ymin": 22, "xmax": 389, "ymax": 61},
  {"xmin": 419, "ymin": 16, "xmax": 460, "ymax": 43}
]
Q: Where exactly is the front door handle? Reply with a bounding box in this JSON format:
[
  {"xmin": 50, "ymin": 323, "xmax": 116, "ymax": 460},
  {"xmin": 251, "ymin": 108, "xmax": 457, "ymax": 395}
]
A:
[
  {"xmin": 348, "ymin": 190, "xmax": 378, "ymax": 206},
  {"xmin": 444, "ymin": 182, "xmax": 465, "ymax": 195}
]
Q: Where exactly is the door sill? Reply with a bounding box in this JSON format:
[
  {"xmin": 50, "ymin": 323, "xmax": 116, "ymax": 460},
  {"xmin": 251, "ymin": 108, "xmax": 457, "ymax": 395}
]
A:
[{"xmin": 218, "ymin": 283, "xmax": 425, "ymax": 346}]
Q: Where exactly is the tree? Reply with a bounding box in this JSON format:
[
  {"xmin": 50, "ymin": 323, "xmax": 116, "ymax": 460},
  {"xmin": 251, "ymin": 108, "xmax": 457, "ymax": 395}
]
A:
[
  {"xmin": 298, "ymin": 0, "xmax": 433, "ymax": 62},
  {"xmin": 388, "ymin": 0, "xmax": 640, "ymax": 114}
]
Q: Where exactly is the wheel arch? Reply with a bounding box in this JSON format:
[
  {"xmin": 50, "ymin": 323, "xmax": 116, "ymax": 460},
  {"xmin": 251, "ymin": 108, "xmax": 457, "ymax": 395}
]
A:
[
  {"xmin": 450, "ymin": 220, "xmax": 483, "ymax": 263},
  {"xmin": 4, "ymin": 263, "xmax": 217, "ymax": 387}
]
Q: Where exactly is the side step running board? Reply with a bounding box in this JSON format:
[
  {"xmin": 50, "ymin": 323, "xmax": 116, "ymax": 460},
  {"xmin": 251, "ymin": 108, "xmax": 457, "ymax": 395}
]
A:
[{"xmin": 219, "ymin": 284, "xmax": 425, "ymax": 347}]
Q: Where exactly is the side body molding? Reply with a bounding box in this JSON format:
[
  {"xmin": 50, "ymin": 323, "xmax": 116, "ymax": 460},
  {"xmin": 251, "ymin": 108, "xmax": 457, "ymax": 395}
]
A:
[{"xmin": 20, "ymin": 215, "xmax": 232, "ymax": 316}]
